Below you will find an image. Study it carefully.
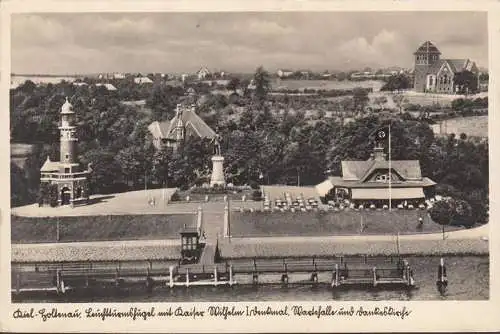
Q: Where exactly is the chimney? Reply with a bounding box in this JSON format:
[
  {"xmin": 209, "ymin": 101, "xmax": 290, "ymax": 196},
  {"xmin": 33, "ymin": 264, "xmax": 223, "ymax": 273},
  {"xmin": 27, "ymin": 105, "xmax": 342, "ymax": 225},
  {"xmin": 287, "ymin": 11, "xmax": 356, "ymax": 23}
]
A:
[
  {"xmin": 372, "ymin": 145, "xmax": 386, "ymax": 161},
  {"xmin": 176, "ymin": 104, "xmax": 183, "ymax": 117}
]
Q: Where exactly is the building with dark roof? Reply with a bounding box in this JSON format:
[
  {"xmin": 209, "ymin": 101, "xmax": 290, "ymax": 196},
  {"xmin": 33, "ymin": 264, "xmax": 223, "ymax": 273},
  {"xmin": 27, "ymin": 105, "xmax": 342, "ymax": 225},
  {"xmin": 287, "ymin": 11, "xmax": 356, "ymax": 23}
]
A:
[
  {"xmin": 316, "ymin": 145, "xmax": 436, "ymax": 207},
  {"xmin": 413, "ymin": 41, "xmax": 479, "ymax": 94},
  {"xmin": 148, "ymin": 104, "xmax": 216, "ymax": 150}
]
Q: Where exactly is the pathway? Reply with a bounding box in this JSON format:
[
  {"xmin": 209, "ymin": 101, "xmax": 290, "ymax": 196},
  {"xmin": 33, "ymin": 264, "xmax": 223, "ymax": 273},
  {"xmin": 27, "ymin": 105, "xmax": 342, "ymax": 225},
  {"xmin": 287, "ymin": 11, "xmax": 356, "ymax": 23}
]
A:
[{"xmin": 12, "ymin": 190, "xmax": 263, "ymax": 217}]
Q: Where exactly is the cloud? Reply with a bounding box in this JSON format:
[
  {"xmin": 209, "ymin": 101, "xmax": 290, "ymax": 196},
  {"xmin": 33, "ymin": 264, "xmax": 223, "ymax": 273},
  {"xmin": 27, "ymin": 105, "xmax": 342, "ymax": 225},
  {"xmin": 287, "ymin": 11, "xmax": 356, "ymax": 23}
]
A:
[
  {"xmin": 338, "ymin": 30, "xmax": 408, "ymax": 68},
  {"xmin": 12, "ymin": 14, "xmax": 73, "ymax": 47},
  {"xmin": 246, "ymin": 19, "xmax": 294, "ymax": 35},
  {"xmin": 10, "ymin": 12, "xmax": 488, "ymax": 74}
]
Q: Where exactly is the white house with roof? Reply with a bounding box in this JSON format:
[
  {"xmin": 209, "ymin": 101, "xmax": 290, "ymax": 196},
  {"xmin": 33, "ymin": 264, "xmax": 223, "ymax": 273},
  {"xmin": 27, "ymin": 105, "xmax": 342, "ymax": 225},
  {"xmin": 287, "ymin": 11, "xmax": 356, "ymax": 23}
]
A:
[
  {"xmin": 134, "ymin": 76, "xmax": 154, "ymax": 84},
  {"xmin": 277, "ymin": 69, "xmax": 294, "ymax": 78},
  {"xmin": 197, "ymin": 67, "xmax": 211, "ymax": 80},
  {"xmin": 95, "ymin": 83, "xmax": 117, "ymax": 91}
]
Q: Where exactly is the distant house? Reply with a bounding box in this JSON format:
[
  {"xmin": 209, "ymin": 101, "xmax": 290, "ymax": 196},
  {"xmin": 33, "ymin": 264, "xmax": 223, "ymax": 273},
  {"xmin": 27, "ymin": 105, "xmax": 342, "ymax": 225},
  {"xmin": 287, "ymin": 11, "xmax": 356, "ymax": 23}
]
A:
[
  {"xmin": 95, "ymin": 83, "xmax": 117, "ymax": 91},
  {"xmin": 277, "ymin": 69, "xmax": 294, "ymax": 78},
  {"xmin": 113, "ymin": 73, "xmax": 126, "ymax": 79},
  {"xmin": 197, "ymin": 67, "xmax": 211, "ymax": 80},
  {"xmin": 300, "ymin": 71, "xmax": 311, "ymax": 79},
  {"xmin": 147, "ymin": 104, "xmax": 216, "ymax": 150},
  {"xmin": 134, "ymin": 76, "xmax": 154, "ymax": 85},
  {"xmin": 73, "ymin": 82, "xmax": 88, "ymax": 87}
]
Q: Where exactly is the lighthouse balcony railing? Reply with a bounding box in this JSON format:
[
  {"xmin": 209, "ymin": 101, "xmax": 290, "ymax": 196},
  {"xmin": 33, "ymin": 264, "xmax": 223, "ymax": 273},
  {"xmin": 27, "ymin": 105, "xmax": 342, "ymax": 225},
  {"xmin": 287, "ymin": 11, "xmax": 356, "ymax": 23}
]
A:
[{"xmin": 41, "ymin": 172, "xmax": 88, "ymax": 180}]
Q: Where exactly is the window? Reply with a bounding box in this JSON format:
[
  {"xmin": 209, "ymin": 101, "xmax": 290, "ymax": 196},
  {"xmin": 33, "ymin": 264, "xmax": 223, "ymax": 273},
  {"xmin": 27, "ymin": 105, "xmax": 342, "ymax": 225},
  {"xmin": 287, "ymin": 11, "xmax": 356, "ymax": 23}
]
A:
[
  {"xmin": 64, "ymin": 168, "xmax": 70, "ymax": 173},
  {"xmin": 65, "ymin": 154, "xmax": 69, "ymax": 160}
]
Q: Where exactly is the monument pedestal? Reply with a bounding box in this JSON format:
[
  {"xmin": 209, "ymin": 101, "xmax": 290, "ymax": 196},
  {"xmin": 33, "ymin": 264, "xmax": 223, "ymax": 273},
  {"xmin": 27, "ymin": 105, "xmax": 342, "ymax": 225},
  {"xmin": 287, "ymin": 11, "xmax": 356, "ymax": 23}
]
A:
[{"xmin": 210, "ymin": 155, "xmax": 226, "ymax": 187}]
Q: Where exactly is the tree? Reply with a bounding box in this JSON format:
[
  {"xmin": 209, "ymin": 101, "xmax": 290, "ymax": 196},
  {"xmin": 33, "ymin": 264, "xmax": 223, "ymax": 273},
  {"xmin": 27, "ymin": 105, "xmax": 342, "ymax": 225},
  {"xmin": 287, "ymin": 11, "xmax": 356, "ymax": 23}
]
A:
[
  {"xmin": 380, "ymin": 74, "xmax": 411, "ymax": 92},
  {"xmin": 81, "ymin": 148, "xmax": 123, "ymax": 194},
  {"xmin": 226, "ymin": 77, "xmax": 241, "ymax": 93},
  {"xmin": 392, "ymin": 94, "xmax": 408, "ymax": 114},
  {"xmin": 253, "ymin": 66, "xmax": 271, "ymax": 108},
  {"xmin": 454, "ymin": 199, "xmax": 473, "ymax": 227},
  {"xmin": 352, "ymin": 88, "xmax": 369, "ymax": 112},
  {"xmin": 152, "ymin": 147, "xmax": 173, "ymax": 186},
  {"xmin": 454, "ymin": 70, "xmax": 479, "ymax": 95},
  {"xmin": 336, "ymin": 72, "xmax": 347, "ymax": 81},
  {"xmin": 429, "ymin": 199, "xmax": 454, "ymax": 240},
  {"xmin": 11, "ymin": 162, "xmax": 32, "ymax": 207},
  {"xmin": 373, "ymin": 96, "xmax": 388, "ymax": 111}
]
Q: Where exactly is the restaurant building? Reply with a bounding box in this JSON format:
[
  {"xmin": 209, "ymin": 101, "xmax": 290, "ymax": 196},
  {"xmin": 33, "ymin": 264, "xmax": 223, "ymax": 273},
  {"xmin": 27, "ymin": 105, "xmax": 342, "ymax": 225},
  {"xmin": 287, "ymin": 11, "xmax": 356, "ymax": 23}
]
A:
[{"xmin": 316, "ymin": 145, "xmax": 436, "ymax": 207}]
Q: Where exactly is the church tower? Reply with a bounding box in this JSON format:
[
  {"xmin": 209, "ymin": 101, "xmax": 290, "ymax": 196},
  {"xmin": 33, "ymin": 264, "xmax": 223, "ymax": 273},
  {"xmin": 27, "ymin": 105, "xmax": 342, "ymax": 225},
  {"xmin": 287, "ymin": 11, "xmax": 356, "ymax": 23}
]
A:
[{"xmin": 413, "ymin": 41, "xmax": 441, "ymax": 92}]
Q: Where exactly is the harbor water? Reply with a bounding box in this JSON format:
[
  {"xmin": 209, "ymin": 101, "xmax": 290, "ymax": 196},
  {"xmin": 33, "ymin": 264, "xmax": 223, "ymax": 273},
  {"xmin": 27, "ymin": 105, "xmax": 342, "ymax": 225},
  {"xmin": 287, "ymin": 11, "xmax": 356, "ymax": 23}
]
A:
[{"xmin": 12, "ymin": 256, "xmax": 489, "ymax": 302}]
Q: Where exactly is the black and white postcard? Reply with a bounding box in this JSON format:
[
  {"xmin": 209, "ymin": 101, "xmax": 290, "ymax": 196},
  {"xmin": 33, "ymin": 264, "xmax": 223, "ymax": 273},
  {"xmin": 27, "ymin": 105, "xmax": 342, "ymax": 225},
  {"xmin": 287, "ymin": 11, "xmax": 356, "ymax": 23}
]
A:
[{"xmin": 1, "ymin": 0, "xmax": 499, "ymax": 332}]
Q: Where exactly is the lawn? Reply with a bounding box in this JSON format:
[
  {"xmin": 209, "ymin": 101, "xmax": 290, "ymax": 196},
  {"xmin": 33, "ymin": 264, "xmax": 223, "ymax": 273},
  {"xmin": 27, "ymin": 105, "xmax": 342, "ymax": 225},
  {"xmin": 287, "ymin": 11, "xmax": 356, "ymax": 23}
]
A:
[
  {"xmin": 430, "ymin": 115, "xmax": 488, "ymax": 138},
  {"xmin": 271, "ymin": 79, "xmax": 384, "ymax": 92},
  {"xmin": 230, "ymin": 210, "xmax": 462, "ymax": 237},
  {"xmin": 11, "ymin": 214, "xmax": 196, "ymax": 244}
]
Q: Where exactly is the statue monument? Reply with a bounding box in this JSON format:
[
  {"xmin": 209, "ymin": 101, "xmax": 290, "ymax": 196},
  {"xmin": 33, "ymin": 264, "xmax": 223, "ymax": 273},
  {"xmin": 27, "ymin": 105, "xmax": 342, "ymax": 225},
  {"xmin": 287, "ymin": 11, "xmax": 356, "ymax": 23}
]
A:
[{"xmin": 210, "ymin": 133, "xmax": 226, "ymax": 187}]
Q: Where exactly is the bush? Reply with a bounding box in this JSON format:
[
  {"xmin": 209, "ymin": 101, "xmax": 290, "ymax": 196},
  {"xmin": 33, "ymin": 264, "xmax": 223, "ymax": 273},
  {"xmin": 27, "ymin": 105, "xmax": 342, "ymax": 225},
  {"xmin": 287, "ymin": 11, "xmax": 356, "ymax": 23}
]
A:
[
  {"xmin": 49, "ymin": 184, "xmax": 58, "ymax": 207},
  {"xmin": 170, "ymin": 191, "xmax": 181, "ymax": 201},
  {"xmin": 249, "ymin": 180, "xmax": 260, "ymax": 190},
  {"xmin": 252, "ymin": 190, "xmax": 263, "ymax": 201}
]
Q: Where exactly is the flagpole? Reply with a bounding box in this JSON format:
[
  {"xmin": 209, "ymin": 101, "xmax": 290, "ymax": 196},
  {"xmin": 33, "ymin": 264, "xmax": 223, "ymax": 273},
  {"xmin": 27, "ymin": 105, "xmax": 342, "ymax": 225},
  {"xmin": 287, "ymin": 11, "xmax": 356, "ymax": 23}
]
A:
[{"xmin": 389, "ymin": 123, "xmax": 392, "ymax": 212}]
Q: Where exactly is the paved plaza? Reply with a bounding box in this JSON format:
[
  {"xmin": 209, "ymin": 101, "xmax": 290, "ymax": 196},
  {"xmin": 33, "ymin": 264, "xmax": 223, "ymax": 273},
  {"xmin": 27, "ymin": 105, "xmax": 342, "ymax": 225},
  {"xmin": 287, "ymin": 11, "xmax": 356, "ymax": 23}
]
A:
[{"xmin": 11, "ymin": 188, "xmax": 263, "ymax": 217}]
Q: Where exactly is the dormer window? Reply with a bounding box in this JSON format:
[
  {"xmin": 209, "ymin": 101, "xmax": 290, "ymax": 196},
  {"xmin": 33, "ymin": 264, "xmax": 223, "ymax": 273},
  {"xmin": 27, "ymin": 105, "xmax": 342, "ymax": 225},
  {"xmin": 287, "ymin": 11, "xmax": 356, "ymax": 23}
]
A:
[{"xmin": 375, "ymin": 174, "xmax": 389, "ymax": 182}]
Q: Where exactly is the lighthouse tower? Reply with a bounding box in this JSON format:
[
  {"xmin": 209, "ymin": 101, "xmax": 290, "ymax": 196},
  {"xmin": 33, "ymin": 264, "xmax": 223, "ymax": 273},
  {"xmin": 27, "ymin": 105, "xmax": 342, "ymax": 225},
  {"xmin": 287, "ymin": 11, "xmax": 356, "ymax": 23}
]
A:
[
  {"xmin": 59, "ymin": 98, "xmax": 77, "ymax": 163},
  {"xmin": 39, "ymin": 97, "xmax": 90, "ymax": 207}
]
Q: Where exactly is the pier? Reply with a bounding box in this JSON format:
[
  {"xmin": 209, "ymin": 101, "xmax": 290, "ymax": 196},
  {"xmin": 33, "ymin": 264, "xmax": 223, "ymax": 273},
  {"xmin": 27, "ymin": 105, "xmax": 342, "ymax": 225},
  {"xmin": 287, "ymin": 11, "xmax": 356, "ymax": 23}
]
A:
[{"xmin": 11, "ymin": 255, "xmax": 415, "ymax": 294}]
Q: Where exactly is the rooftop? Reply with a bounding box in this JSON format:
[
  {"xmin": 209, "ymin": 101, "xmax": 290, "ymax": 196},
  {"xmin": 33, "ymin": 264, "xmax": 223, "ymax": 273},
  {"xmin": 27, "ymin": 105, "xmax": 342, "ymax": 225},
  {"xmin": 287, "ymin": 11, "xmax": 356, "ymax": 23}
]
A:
[
  {"xmin": 148, "ymin": 105, "xmax": 216, "ymax": 141},
  {"xmin": 414, "ymin": 41, "xmax": 441, "ymax": 55}
]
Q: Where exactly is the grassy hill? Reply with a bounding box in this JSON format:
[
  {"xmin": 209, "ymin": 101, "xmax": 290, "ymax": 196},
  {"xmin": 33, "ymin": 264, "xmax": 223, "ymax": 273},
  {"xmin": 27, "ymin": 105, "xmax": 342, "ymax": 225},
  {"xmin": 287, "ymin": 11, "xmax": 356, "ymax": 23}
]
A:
[
  {"xmin": 229, "ymin": 210, "xmax": 461, "ymax": 237},
  {"xmin": 11, "ymin": 214, "xmax": 196, "ymax": 244}
]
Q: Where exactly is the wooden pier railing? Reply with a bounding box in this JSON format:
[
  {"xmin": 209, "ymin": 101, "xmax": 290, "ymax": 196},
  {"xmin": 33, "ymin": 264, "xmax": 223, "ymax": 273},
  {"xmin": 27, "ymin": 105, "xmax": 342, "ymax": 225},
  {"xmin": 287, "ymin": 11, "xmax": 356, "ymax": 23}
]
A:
[{"xmin": 11, "ymin": 255, "xmax": 415, "ymax": 293}]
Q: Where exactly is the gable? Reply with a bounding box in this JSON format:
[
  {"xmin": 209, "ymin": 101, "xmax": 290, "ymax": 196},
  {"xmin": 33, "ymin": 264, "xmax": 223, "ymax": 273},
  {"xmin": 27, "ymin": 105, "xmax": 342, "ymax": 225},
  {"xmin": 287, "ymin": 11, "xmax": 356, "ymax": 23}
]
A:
[
  {"xmin": 437, "ymin": 60, "xmax": 455, "ymax": 77},
  {"xmin": 149, "ymin": 108, "xmax": 216, "ymax": 141},
  {"xmin": 426, "ymin": 59, "xmax": 445, "ymax": 75},
  {"xmin": 364, "ymin": 169, "xmax": 405, "ymax": 183},
  {"xmin": 359, "ymin": 160, "xmax": 422, "ymax": 182}
]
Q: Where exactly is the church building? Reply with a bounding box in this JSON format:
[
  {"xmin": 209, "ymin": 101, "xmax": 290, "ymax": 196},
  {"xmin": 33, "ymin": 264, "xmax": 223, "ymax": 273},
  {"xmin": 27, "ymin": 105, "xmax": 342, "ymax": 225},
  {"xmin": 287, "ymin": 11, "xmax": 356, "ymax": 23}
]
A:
[
  {"xmin": 148, "ymin": 104, "xmax": 216, "ymax": 151},
  {"xmin": 316, "ymin": 145, "xmax": 436, "ymax": 207},
  {"xmin": 39, "ymin": 98, "xmax": 90, "ymax": 206},
  {"xmin": 413, "ymin": 41, "xmax": 479, "ymax": 94}
]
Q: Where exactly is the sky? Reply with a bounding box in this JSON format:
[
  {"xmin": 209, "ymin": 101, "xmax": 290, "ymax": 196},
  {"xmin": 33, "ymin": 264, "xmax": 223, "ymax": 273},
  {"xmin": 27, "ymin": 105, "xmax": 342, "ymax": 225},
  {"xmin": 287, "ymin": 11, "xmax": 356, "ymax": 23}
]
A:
[{"xmin": 10, "ymin": 11, "xmax": 488, "ymax": 75}]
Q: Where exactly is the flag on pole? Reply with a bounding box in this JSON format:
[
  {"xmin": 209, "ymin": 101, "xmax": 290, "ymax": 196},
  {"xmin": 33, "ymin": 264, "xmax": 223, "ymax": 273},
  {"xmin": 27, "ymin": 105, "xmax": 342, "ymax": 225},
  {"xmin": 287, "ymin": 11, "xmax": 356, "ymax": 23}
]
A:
[
  {"xmin": 370, "ymin": 125, "xmax": 392, "ymax": 210},
  {"xmin": 370, "ymin": 126, "xmax": 390, "ymax": 143}
]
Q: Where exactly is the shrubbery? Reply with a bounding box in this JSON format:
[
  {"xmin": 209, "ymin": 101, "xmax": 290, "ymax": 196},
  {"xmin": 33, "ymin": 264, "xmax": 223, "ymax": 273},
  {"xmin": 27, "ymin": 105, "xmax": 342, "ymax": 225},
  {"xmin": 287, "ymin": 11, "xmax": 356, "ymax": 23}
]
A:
[{"xmin": 252, "ymin": 190, "xmax": 263, "ymax": 201}]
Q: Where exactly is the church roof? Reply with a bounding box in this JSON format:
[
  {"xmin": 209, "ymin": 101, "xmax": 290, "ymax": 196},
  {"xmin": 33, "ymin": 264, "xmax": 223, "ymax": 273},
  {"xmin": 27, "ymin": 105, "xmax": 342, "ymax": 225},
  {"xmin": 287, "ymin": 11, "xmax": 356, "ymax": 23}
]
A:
[
  {"xmin": 427, "ymin": 58, "xmax": 477, "ymax": 75},
  {"xmin": 148, "ymin": 106, "xmax": 216, "ymax": 141},
  {"xmin": 414, "ymin": 41, "xmax": 441, "ymax": 55},
  {"xmin": 40, "ymin": 156, "xmax": 60, "ymax": 172}
]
